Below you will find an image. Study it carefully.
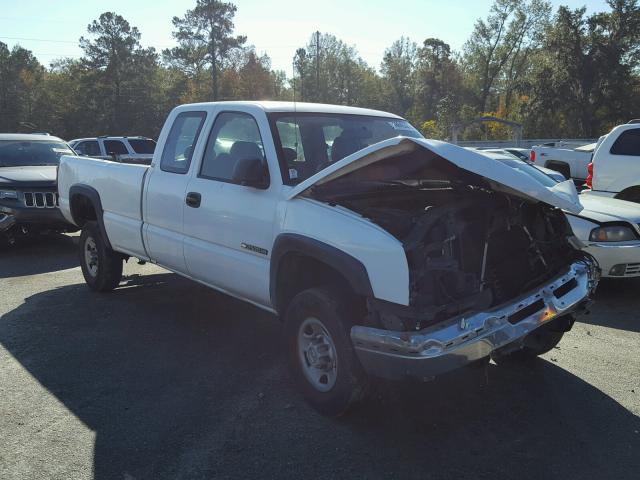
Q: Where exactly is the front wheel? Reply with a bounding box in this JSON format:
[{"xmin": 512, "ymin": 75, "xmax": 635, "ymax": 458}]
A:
[
  {"xmin": 79, "ymin": 221, "xmax": 123, "ymax": 292},
  {"xmin": 284, "ymin": 287, "xmax": 367, "ymax": 416}
]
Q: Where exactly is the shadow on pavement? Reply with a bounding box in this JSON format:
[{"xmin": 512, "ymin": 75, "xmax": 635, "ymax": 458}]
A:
[
  {"xmin": 580, "ymin": 277, "xmax": 640, "ymax": 333},
  {"xmin": 0, "ymin": 234, "xmax": 79, "ymax": 278},
  {"xmin": 1, "ymin": 271, "xmax": 638, "ymax": 479}
]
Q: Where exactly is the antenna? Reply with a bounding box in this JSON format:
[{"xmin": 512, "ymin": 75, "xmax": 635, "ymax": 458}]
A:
[{"xmin": 291, "ymin": 56, "xmax": 300, "ymax": 175}]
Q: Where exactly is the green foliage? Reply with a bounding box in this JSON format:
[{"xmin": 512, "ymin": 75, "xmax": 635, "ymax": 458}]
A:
[{"xmin": 164, "ymin": 0, "xmax": 246, "ymax": 100}]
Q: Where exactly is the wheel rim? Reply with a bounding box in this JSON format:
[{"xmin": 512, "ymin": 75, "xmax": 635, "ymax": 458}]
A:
[
  {"xmin": 84, "ymin": 236, "xmax": 99, "ymax": 277},
  {"xmin": 297, "ymin": 317, "xmax": 338, "ymax": 392}
]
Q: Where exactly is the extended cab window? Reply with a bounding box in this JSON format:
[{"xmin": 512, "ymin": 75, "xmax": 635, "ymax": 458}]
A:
[
  {"xmin": 610, "ymin": 128, "xmax": 640, "ymax": 156},
  {"xmin": 199, "ymin": 112, "xmax": 266, "ymax": 183},
  {"xmin": 160, "ymin": 111, "xmax": 207, "ymax": 174},
  {"xmin": 104, "ymin": 140, "xmax": 128, "ymax": 155}
]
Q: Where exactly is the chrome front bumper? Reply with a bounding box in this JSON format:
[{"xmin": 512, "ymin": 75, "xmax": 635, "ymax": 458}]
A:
[{"xmin": 351, "ymin": 261, "xmax": 598, "ymax": 380}]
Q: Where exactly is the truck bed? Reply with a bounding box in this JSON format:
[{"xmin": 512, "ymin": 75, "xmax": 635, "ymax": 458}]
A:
[
  {"xmin": 58, "ymin": 155, "xmax": 149, "ymax": 257},
  {"xmin": 532, "ymin": 144, "xmax": 595, "ymax": 181}
]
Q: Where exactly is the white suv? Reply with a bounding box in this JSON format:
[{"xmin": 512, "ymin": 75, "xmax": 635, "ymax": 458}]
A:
[{"xmin": 69, "ymin": 136, "xmax": 156, "ymax": 164}]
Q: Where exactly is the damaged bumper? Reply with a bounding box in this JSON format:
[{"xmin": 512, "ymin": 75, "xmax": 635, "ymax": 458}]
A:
[{"xmin": 351, "ymin": 260, "xmax": 598, "ymax": 380}]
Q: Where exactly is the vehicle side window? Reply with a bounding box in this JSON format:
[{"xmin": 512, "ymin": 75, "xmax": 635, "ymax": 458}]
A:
[
  {"xmin": 76, "ymin": 141, "xmax": 101, "ymax": 156},
  {"xmin": 104, "ymin": 140, "xmax": 128, "ymax": 155},
  {"xmin": 199, "ymin": 112, "xmax": 266, "ymax": 183},
  {"xmin": 160, "ymin": 111, "xmax": 207, "ymax": 174},
  {"xmin": 610, "ymin": 128, "xmax": 640, "ymax": 156}
]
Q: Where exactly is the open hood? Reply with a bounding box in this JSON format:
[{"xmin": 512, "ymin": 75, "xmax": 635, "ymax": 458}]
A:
[{"xmin": 286, "ymin": 137, "xmax": 583, "ymax": 214}]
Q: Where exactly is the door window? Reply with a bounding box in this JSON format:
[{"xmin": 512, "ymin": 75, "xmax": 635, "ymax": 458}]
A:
[
  {"xmin": 75, "ymin": 140, "xmax": 100, "ymax": 156},
  {"xmin": 160, "ymin": 111, "xmax": 207, "ymax": 174},
  {"xmin": 199, "ymin": 112, "xmax": 266, "ymax": 183},
  {"xmin": 104, "ymin": 140, "xmax": 128, "ymax": 155},
  {"xmin": 610, "ymin": 128, "xmax": 640, "ymax": 156}
]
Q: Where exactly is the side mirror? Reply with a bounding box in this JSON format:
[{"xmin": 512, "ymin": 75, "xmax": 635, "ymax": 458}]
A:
[{"xmin": 232, "ymin": 157, "xmax": 269, "ymax": 189}]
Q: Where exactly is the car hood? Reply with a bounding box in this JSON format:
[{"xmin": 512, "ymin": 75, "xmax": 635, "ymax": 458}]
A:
[
  {"xmin": 0, "ymin": 165, "xmax": 58, "ymax": 186},
  {"xmin": 576, "ymin": 194, "xmax": 640, "ymax": 224},
  {"xmin": 287, "ymin": 137, "xmax": 583, "ymax": 214}
]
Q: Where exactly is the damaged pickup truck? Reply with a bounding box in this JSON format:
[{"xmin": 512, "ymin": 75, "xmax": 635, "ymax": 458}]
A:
[{"xmin": 57, "ymin": 102, "xmax": 599, "ymax": 416}]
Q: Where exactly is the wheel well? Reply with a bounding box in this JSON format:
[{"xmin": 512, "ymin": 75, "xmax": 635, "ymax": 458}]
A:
[
  {"xmin": 70, "ymin": 194, "xmax": 98, "ymax": 227},
  {"xmin": 615, "ymin": 186, "xmax": 640, "ymax": 203},
  {"xmin": 544, "ymin": 161, "xmax": 571, "ymax": 179},
  {"xmin": 274, "ymin": 253, "xmax": 361, "ymax": 317}
]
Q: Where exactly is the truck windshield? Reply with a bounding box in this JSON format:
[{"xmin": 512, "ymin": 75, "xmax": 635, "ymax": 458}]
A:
[
  {"xmin": 269, "ymin": 112, "xmax": 422, "ymax": 185},
  {"xmin": 0, "ymin": 140, "xmax": 73, "ymax": 167}
]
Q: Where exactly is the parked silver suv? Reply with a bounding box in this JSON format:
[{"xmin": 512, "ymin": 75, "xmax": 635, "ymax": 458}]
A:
[{"xmin": 69, "ymin": 136, "xmax": 156, "ymax": 164}]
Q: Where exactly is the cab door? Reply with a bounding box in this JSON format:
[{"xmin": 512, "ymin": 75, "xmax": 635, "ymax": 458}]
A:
[
  {"xmin": 143, "ymin": 110, "xmax": 208, "ymax": 273},
  {"xmin": 182, "ymin": 110, "xmax": 279, "ymax": 306}
]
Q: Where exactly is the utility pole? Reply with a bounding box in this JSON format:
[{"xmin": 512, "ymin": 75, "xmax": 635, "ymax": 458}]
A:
[{"xmin": 315, "ymin": 30, "xmax": 320, "ymax": 102}]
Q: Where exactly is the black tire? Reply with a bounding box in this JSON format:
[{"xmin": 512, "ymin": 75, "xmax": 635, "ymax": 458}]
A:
[
  {"xmin": 545, "ymin": 162, "xmax": 570, "ymax": 180},
  {"xmin": 284, "ymin": 287, "xmax": 368, "ymax": 417},
  {"xmin": 615, "ymin": 188, "xmax": 640, "ymax": 204},
  {"xmin": 493, "ymin": 318, "xmax": 567, "ymax": 362},
  {"xmin": 79, "ymin": 221, "xmax": 123, "ymax": 292}
]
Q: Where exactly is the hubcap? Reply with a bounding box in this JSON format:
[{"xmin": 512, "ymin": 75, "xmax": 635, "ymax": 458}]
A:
[
  {"xmin": 297, "ymin": 317, "xmax": 338, "ymax": 392},
  {"xmin": 84, "ymin": 236, "xmax": 99, "ymax": 277}
]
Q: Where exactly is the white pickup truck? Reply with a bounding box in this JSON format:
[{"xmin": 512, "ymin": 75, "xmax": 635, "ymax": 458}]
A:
[
  {"xmin": 58, "ymin": 101, "xmax": 598, "ymax": 416},
  {"xmin": 530, "ymin": 142, "xmax": 596, "ymax": 182}
]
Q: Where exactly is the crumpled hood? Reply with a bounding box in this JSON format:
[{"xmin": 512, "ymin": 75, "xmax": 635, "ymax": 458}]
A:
[
  {"xmin": 0, "ymin": 165, "xmax": 57, "ymax": 185},
  {"xmin": 287, "ymin": 137, "xmax": 583, "ymax": 214},
  {"xmin": 577, "ymin": 194, "xmax": 640, "ymax": 224}
]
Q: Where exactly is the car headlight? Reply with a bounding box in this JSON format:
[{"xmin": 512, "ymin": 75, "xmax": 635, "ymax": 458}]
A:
[
  {"xmin": 589, "ymin": 225, "xmax": 637, "ymax": 242},
  {"xmin": 0, "ymin": 190, "xmax": 18, "ymax": 200}
]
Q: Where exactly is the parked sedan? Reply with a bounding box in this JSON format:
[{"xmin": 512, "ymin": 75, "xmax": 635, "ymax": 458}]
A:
[
  {"xmin": 476, "ymin": 149, "xmax": 640, "ymax": 277},
  {"xmin": 566, "ymin": 195, "xmax": 640, "ymax": 278}
]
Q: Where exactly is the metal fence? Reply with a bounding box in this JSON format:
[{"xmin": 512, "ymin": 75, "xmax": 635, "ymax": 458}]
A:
[{"xmin": 455, "ymin": 139, "xmax": 599, "ymax": 149}]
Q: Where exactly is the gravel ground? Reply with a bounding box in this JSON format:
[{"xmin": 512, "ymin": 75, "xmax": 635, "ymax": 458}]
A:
[{"xmin": 1, "ymin": 234, "xmax": 639, "ymax": 480}]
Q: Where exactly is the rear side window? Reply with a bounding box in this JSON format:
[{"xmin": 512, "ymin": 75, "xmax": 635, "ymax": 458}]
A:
[
  {"xmin": 104, "ymin": 140, "xmax": 128, "ymax": 155},
  {"xmin": 76, "ymin": 140, "xmax": 101, "ymax": 156},
  {"xmin": 160, "ymin": 111, "xmax": 207, "ymax": 174},
  {"xmin": 128, "ymin": 138, "xmax": 156, "ymax": 154},
  {"xmin": 610, "ymin": 128, "xmax": 640, "ymax": 156}
]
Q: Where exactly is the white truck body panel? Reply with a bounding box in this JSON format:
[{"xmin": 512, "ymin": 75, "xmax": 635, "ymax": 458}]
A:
[
  {"xmin": 281, "ymin": 197, "xmax": 410, "ymax": 305},
  {"xmin": 58, "ymin": 101, "xmax": 590, "ymax": 311},
  {"xmin": 57, "ymin": 156, "xmax": 148, "ymax": 257},
  {"xmin": 531, "ymin": 143, "xmax": 595, "ymax": 180}
]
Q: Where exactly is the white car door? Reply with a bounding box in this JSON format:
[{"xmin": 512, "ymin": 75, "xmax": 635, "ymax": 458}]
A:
[
  {"xmin": 182, "ymin": 109, "xmax": 279, "ymax": 306},
  {"xmin": 143, "ymin": 110, "xmax": 208, "ymax": 273}
]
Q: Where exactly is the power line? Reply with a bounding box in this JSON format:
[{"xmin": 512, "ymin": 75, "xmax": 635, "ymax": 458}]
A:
[{"xmin": 0, "ymin": 36, "xmax": 77, "ymax": 44}]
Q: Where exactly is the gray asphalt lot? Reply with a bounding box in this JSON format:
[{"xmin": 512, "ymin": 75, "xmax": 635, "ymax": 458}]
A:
[{"xmin": 1, "ymin": 234, "xmax": 639, "ymax": 480}]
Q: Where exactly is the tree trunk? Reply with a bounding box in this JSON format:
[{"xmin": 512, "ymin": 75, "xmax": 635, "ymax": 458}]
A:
[{"xmin": 212, "ymin": 57, "xmax": 218, "ymax": 101}]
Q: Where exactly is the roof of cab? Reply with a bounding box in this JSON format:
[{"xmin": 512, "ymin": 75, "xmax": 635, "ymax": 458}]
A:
[
  {"xmin": 174, "ymin": 101, "xmax": 404, "ymax": 119},
  {"xmin": 0, "ymin": 133, "xmax": 65, "ymax": 142}
]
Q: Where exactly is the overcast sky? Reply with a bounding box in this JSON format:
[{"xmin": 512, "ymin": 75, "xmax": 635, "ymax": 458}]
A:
[{"xmin": 1, "ymin": 0, "xmax": 610, "ymax": 73}]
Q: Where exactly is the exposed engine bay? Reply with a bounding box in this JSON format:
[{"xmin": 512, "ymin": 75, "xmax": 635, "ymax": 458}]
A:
[{"xmin": 308, "ymin": 149, "xmax": 590, "ymax": 331}]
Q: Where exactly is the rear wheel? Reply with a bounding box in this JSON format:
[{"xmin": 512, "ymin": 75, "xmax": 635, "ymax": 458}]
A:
[
  {"xmin": 284, "ymin": 287, "xmax": 367, "ymax": 416},
  {"xmin": 79, "ymin": 221, "xmax": 123, "ymax": 292},
  {"xmin": 615, "ymin": 187, "xmax": 640, "ymax": 204}
]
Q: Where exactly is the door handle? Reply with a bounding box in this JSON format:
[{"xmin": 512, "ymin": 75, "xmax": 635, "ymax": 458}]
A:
[{"xmin": 185, "ymin": 192, "xmax": 201, "ymax": 208}]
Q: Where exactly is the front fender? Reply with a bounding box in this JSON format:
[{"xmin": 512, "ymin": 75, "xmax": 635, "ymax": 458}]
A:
[{"xmin": 278, "ymin": 198, "xmax": 410, "ymax": 305}]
